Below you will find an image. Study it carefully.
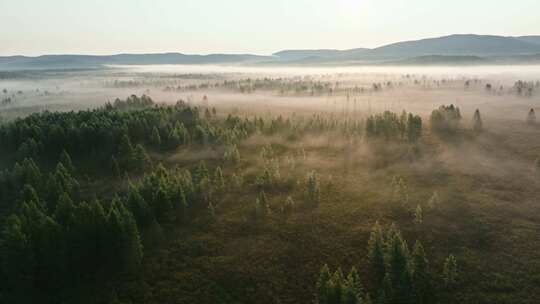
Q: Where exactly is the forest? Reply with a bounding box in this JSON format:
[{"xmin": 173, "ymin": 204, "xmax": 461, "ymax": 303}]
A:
[{"xmin": 1, "ymin": 67, "xmax": 540, "ymax": 304}]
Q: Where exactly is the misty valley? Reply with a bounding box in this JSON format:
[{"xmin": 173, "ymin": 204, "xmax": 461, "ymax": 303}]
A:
[{"xmin": 1, "ymin": 64, "xmax": 540, "ymax": 304}]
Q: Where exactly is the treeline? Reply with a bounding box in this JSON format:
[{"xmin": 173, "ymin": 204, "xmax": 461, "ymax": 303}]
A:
[
  {"xmin": 316, "ymin": 223, "xmax": 458, "ymax": 304},
  {"xmin": 0, "ymin": 95, "xmax": 247, "ymax": 168}
]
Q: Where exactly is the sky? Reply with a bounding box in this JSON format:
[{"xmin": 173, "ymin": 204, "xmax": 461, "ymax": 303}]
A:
[{"xmin": 1, "ymin": 0, "xmax": 539, "ymax": 56}]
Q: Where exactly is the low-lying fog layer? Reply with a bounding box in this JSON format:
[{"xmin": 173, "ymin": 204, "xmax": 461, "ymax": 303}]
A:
[
  {"xmin": 111, "ymin": 64, "xmax": 540, "ymax": 79},
  {"xmin": 1, "ymin": 64, "xmax": 540, "ymax": 122}
]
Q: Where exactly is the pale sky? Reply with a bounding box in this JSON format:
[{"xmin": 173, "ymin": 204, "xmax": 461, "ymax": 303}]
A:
[{"xmin": 1, "ymin": 0, "xmax": 539, "ymax": 56}]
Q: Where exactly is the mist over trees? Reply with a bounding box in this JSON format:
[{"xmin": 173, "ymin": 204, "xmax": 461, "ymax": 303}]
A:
[{"xmin": 0, "ymin": 57, "xmax": 540, "ymax": 304}]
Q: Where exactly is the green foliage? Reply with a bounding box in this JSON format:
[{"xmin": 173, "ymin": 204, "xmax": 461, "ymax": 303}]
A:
[
  {"xmin": 111, "ymin": 155, "xmax": 122, "ymax": 177},
  {"xmin": 224, "ymin": 144, "xmax": 241, "ymax": 164},
  {"xmin": 250, "ymin": 191, "xmax": 271, "ymax": 221},
  {"xmin": 411, "ymin": 241, "xmax": 433, "ymax": 304},
  {"xmin": 231, "ymin": 172, "xmax": 244, "ymax": 189},
  {"xmin": 366, "ymin": 111, "xmax": 422, "ymax": 142},
  {"xmin": 151, "ymin": 126, "xmax": 162, "ymax": 147},
  {"xmin": 281, "ymin": 196, "xmax": 296, "ymax": 215},
  {"xmin": 306, "ymin": 171, "xmax": 321, "ymax": 207},
  {"xmin": 407, "ymin": 113, "xmax": 422, "ymax": 142},
  {"xmin": 367, "ymin": 222, "xmax": 386, "ymax": 291},
  {"xmin": 0, "ymin": 193, "xmax": 143, "ymax": 302},
  {"xmin": 391, "ymin": 176, "xmax": 409, "ymax": 207},
  {"xmin": 317, "ymin": 265, "xmax": 365, "ymax": 304},
  {"xmin": 430, "ymin": 104, "xmax": 462, "ymax": 134},
  {"xmin": 133, "ymin": 144, "xmax": 151, "ymax": 171},
  {"xmin": 0, "ymin": 96, "xmax": 254, "ymax": 171},
  {"xmin": 365, "ymin": 223, "xmax": 435, "ymax": 304},
  {"xmin": 126, "ymin": 184, "xmax": 155, "ymax": 228},
  {"xmin": 443, "ymin": 254, "xmax": 458, "ymax": 289},
  {"xmin": 213, "ymin": 166, "xmax": 225, "ymax": 190},
  {"xmin": 194, "ymin": 160, "xmax": 209, "ymax": 185},
  {"xmin": 414, "ymin": 205, "xmax": 423, "ymax": 224},
  {"xmin": 59, "ymin": 150, "xmax": 75, "ymax": 173},
  {"xmin": 0, "ymin": 155, "xmax": 234, "ymax": 302},
  {"xmin": 426, "ymin": 191, "xmax": 440, "ymax": 210}
]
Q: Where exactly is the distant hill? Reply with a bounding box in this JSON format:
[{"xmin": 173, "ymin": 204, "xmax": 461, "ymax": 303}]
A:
[
  {"xmin": 272, "ymin": 34, "xmax": 540, "ymax": 63},
  {"xmin": 365, "ymin": 34, "xmax": 540, "ymax": 58},
  {"xmin": 0, "ymin": 53, "xmax": 272, "ymax": 70},
  {"xmin": 272, "ymin": 48, "xmax": 369, "ymax": 61},
  {"xmin": 3, "ymin": 34, "xmax": 540, "ymax": 70},
  {"xmin": 514, "ymin": 36, "xmax": 540, "ymax": 46}
]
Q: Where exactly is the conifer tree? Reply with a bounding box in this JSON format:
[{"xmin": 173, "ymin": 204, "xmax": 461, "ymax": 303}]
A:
[
  {"xmin": 427, "ymin": 191, "xmax": 440, "ymax": 210},
  {"xmin": 21, "ymin": 184, "xmax": 43, "ymax": 210},
  {"xmin": 443, "ymin": 254, "xmax": 458, "ymax": 289},
  {"xmin": 59, "ymin": 150, "xmax": 75, "ymax": 173},
  {"xmin": 252, "ymin": 191, "xmax": 270, "ymax": 220},
  {"xmin": 344, "ymin": 266, "xmax": 364, "ymax": 303},
  {"xmin": 377, "ymin": 274, "xmax": 392, "ymax": 304},
  {"xmin": 257, "ymin": 167, "xmax": 274, "ymax": 188},
  {"xmin": 258, "ymin": 191, "xmax": 270, "ymax": 216},
  {"xmin": 151, "ymin": 126, "xmax": 162, "ymax": 147},
  {"xmin": 282, "ymin": 196, "xmax": 295, "ymax": 215},
  {"xmin": 231, "ymin": 145, "xmax": 241, "ymax": 164},
  {"xmin": 153, "ymin": 184, "xmax": 173, "ymax": 222},
  {"xmin": 391, "ymin": 176, "xmax": 408, "ymax": 207},
  {"xmin": 527, "ymin": 108, "xmax": 536, "ymax": 124},
  {"xmin": 106, "ymin": 200, "xmax": 125, "ymax": 270},
  {"xmin": 387, "ymin": 232, "xmax": 410, "ymax": 301},
  {"xmin": 414, "ymin": 205, "xmax": 423, "ymax": 225},
  {"xmin": 367, "ymin": 222, "xmax": 386, "ymax": 292},
  {"xmin": 317, "ymin": 264, "xmax": 332, "ymax": 304},
  {"xmin": 473, "ymin": 109, "xmax": 483, "ymax": 133},
  {"xmin": 224, "ymin": 144, "xmax": 241, "ymax": 164},
  {"xmin": 328, "ymin": 268, "xmax": 345, "ymax": 304},
  {"xmin": 407, "ymin": 113, "xmax": 422, "ymax": 143},
  {"xmin": 208, "ymin": 201, "xmax": 216, "ymax": 218},
  {"xmin": 0, "ymin": 214, "xmax": 34, "ymax": 298},
  {"xmin": 168, "ymin": 127, "xmax": 182, "ymax": 148},
  {"xmin": 176, "ymin": 186, "xmax": 189, "ymax": 223},
  {"xmin": 118, "ymin": 134, "xmax": 134, "ymax": 158},
  {"xmin": 213, "ymin": 166, "xmax": 225, "ymax": 190},
  {"xmin": 118, "ymin": 134, "xmax": 135, "ymax": 169},
  {"xmin": 54, "ymin": 192, "xmax": 75, "ymax": 226},
  {"xmin": 231, "ymin": 172, "xmax": 244, "ymax": 189},
  {"xmin": 111, "ymin": 155, "xmax": 121, "ymax": 177},
  {"xmin": 194, "ymin": 161, "xmax": 209, "ymax": 185},
  {"xmin": 306, "ymin": 171, "xmax": 321, "ymax": 207},
  {"xmin": 126, "ymin": 185, "xmax": 155, "ymax": 228},
  {"xmin": 117, "ymin": 201, "xmax": 143, "ymax": 270},
  {"xmin": 46, "ymin": 163, "xmax": 80, "ymax": 210},
  {"xmin": 133, "ymin": 144, "xmax": 151, "ymax": 170},
  {"xmin": 411, "ymin": 241, "xmax": 431, "ymax": 304}
]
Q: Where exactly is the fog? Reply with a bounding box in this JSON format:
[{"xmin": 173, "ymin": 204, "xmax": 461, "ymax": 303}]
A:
[{"xmin": 1, "ymin": 64, "xmax": 539, "ymax": 123}]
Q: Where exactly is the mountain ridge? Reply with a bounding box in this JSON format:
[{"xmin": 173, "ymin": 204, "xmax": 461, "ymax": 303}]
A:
[{"xmin": 2, "ymin": 34, "xmax": 540, "ymax": 70}]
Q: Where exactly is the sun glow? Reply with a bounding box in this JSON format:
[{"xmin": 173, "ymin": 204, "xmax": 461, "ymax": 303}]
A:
[{"xmin": 337, "ymin": 0, "xmax": 366, "ymax": 11}]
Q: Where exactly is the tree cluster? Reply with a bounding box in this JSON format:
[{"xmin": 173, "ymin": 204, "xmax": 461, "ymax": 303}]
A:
[
  {"xmin": 430, "ymin": 105, "xmax": 462, "ymax": 134},
  {"xmin": 317, "ymin": 223, "xmax": 459, "ymax": 304},
  {"xmin": 366, "ymin": 111, "xmax": 422, "ymax": 142}
]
